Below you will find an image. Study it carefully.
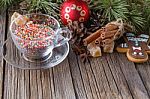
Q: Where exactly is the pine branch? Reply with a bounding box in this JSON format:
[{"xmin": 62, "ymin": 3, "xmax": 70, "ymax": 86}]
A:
[
  {"xmin": 100, "ymin": 0, "xmax": 129, "ymax": 21},
  {"xmin": 90, "ymin": 0, "xmax": 149, "ymax": 33},
  {"xmin": 143, "ymin": 0, "xmax": 150, "ymax": 34},
  {"xmin": 26, "ymin": 0, "xmax": 61, "ymax": 19},
  {"xmin": 0, "ymin": 0, "xmax": 13, "ymax": 8},
  {"xmin": 0, "ymin": 0, "xmax": 21, "ymax": 9},
  {"xmin": 126, "ymin": 10, "xmax": 145, "ymax": 32}
]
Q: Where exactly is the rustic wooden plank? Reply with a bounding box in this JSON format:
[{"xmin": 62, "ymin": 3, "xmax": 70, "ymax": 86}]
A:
[
  {"xmin": 49, "ymin": 69, "xmax": 55, "ymax": 98},
  {"xmin": 30, "ymin": 69, "xmax": 54, "ymax": 99},
  {"xmin": 100, "ymin": 55, "xmax": 123, "ymax": 99},
  {"xmin": 3, "ymin": 63, "xmax": 30, "ymax": 99},
  {"xmin": 68, "ymin": 49, "xmax": 132, "ymax": 99},
  {"xmin": 36, "ymin": 70, "xmax": 43, "ymax": 99},
  {"xmin": 17, "ymin": 68, "xmax": 25, "ymax": 99},
  {"xmin": 39, "ymin": 69, "xmax": 54, "ymax": 99},
  {"xmin": 90, "ymin": 55, "xmax": 123, "ymax": 99},
  {"xmin": 115, "ymin": 53, "xmax": 149, "ymax": 99},
  {"xmin": 136, "ymin": 60, "xmax": 150, "ymax": 97},
  {"xmin": 89, "ymin": 58, "xmax": 115, "ymax": 99},
  {"xmin": 3, "ymin": 16, "xmax": 17, "ymax": 98},
  {"xmin": 104, "ymin": 53, "xmax": 133, "ymax": 99},
  {"xmin": 3, "ymin": 64, "xmax": 9, "ymax": 99},
  {"xmin": 3, "ymin": 12, "xmax": 31, "ymax": 99},
  {"xmin": 29, "ymin": 70, "xmax": 38, "ymax": 99},
  {"xmin": 52, "ymin": 58, "xmax": 76, "ymax": 99},
  {"xmin": 0, "ymin": 11, "xmax": 6, "ymax": 99},
  {"xmin": 23, "ymin": 69, "xmax": 30, "ymax": 99},
  {"xmin": 77, "ymin": 56, "xmax": 102, "ymax": 99},
  {"xmin": 4, "ymin": 56, "xmax": 76, "ymax": 99},
  {"xmin": 4, "ymin": 64, "xmax": 55, "ymax": 99},
  {"xmin": 11, "ymin": 67, "xmax": 18, "ymax": 99},
  {"xmin": 3, "ymin": 65, "xmax": 17, "ymax": 99},
  {"xmin": 68, "ymin": 49, "xmax": 88, "ymax": 99},
  {"xmin": 3, "ymin": 11, "xmax": 28, "ymax": 99}
]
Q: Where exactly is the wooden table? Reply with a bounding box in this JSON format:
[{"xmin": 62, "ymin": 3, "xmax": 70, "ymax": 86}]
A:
[{"xmin": 0, "ymin": 11, "xmax": 150, "ymax": 99}]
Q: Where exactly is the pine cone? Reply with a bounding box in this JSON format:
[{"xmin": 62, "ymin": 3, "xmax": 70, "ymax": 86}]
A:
[
  {"xmin": 86, "ymin": 10, "xmax": 107, "ymax": 33},
  {"xmin": 19, "ymin": 1, "xmax": 29, "ymax": 10},
  {"xmin": 68, "ymin": 21, "xmax": 87, "ymax": 53}
]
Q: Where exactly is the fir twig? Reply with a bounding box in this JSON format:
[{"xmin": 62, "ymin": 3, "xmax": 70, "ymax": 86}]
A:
[
  {"xmin": 0, "ymin": 0, "xmax": 22, "ymax": 9},
  {"xmin": 91, "ymin": 0, "xmax": 150, "ymax": 34}
]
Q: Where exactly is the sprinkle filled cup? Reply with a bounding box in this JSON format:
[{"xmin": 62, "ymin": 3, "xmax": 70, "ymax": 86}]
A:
[{"xmin": 10, "ymin": 13, "xmax": 72, "ymax": 62}]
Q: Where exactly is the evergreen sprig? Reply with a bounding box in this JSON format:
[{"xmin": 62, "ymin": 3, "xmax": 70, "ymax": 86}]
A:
[
  {"xmin": 143, "ymin": 0, "xmax": 150, "ymax": 33},
  {"xmin": 0, "ymin": 0, "xmax": 13, "ymax": 8},
  {"xmin": 100, "ymin": 0, "xmax": 129, "ymax": 21},
  {"xmin": 27, "ymin": 0, "xmax": 60, "ymax": 18},
  {"xmin": 0, "ymin": 0, "xmax": 22, "ymax": 9},
  {"xmin": 93, "ymin": 0, "xmax": 150, "ymax": 33}
]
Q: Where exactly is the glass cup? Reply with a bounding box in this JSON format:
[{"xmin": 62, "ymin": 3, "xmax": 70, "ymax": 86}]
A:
[{"xmin": 10, "ymin": 13, "xmax": 72, "ymax": 62}]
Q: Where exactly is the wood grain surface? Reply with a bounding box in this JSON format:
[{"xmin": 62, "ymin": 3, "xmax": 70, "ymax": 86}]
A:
[
  {"xmin": 0, "ymin": 11, "xmax": 6, "ymax": 99},
  {"xmin": 0, "ymin": 11, "xmax": 150, "ymax": 99}
]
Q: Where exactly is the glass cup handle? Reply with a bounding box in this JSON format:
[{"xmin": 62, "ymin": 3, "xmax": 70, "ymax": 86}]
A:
[{"xmin": 55, "ymin": 27, "xmax": 72, "ymax": 47}]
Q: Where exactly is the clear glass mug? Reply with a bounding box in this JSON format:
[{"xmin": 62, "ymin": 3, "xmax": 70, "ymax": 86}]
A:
[{"xmin": 10, "ymin": 13, "xmax": 72, "ymax": 62}]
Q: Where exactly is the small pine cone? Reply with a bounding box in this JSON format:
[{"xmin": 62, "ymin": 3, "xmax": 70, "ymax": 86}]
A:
[
  {"xmin": 87, "ymin": 10, "xmax": 106, "ymax": 33},
  {"xmin": 67, "ymin": 21, "xmax": 88, "ymax": 56},
  {"xmin": 19, "ymin": 1, "xmax": 29, "ymax": 10}
]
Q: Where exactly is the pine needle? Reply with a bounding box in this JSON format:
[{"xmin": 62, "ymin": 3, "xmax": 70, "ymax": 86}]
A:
[{"xmin": 0, "ymin": 0, "xmax": 21, "ymax": 9}]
